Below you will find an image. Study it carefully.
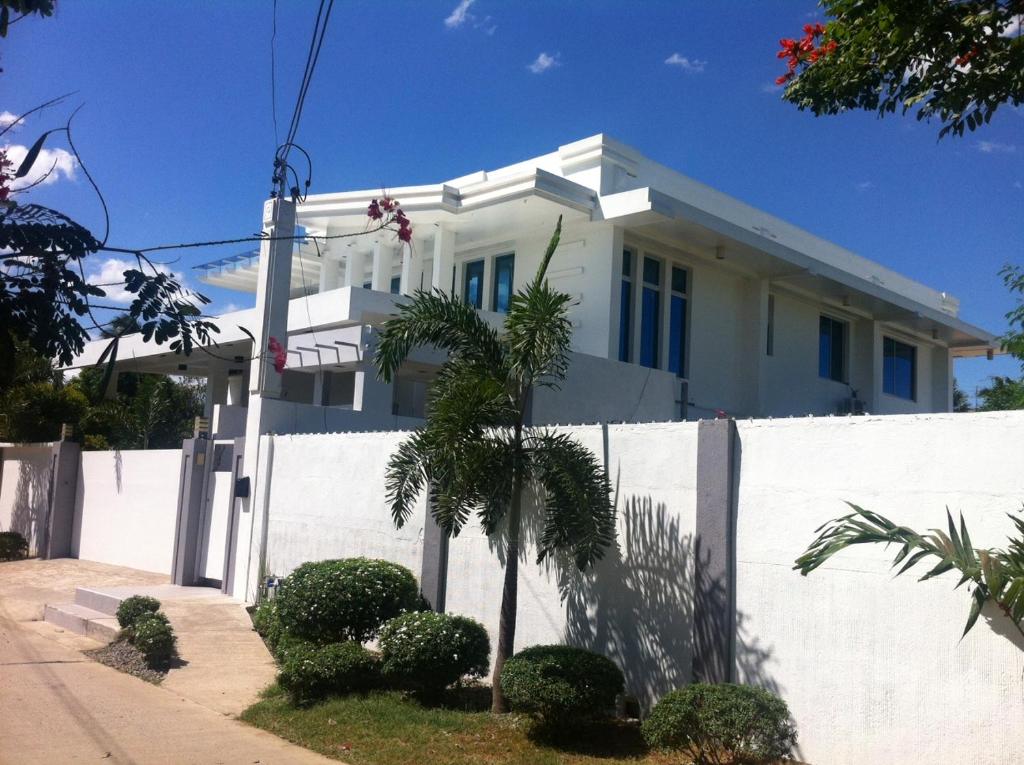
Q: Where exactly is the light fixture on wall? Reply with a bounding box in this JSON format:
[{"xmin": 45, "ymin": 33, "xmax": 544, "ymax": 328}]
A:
[
  {"xmin": 842, "ymin": 295, "xmax": 851, "ymax": 307},
  {"xmin": 714, "ymin": 246, "xmax": 725, "ymax": 260},
  {"xmin": 931, "ymin": 327, "xmax": 939, "ymax": 340}
]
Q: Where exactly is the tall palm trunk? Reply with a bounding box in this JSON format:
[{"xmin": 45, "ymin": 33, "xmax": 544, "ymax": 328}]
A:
[
  {"xmin": 491, "ymin": 417, "xmax": 525, "ymax": 713},
  {"xmin": 490, "ymin": 472, "xmax": 522, "ymax": 713}
]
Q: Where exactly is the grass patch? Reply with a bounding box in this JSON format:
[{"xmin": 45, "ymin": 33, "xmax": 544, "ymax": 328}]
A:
[{"xmin": 241, "ymin": 686, "xmax": 680, "ymax": 765}]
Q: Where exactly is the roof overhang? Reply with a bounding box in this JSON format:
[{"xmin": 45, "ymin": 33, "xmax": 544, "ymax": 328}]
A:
[{"xmin": 600, "ymin": 187, "xmax": 997, "ymax": 356}]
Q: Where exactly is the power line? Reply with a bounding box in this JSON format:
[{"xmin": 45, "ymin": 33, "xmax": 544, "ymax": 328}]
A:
[
  {"xmin": 277, "ymin": 0, "xmax": 334, "ymax": 169},
  {"xmin": 270, "ymin": 0, "xmax": 279, "ymax": 148}
]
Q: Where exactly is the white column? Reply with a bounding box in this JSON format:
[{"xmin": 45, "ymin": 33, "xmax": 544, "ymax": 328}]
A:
[
  {"xmin": 371, "ymin": 239, "xmax": 393, "ymax": 292},
  {"xmin": 344, "ymin": 247, "xmax": 367, "ymax": 288},
  {"xmin": 204, "ymin": 368, "xmax": 228, "ymax": 419},
  {"xmin": 431, "ymin": 225, "xmax": 455, "ymax": 294},
  {"xmin": 226, "ymin": 372, "xmax": 245, "ymax": 406},
  {"xmin": 399, "ymin": 240, "xmax": 419, "ymax": 296},
  {"xmin": 318, "ymin": 247, "xmax": 341, "ymax": 293}
]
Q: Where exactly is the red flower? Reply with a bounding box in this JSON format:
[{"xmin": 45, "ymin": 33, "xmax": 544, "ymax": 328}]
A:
[
  {"xmin": 380, "ymin": 196, "xmax": 395, "ymax": 212},
  {"xmin": 267, "ymin": 337, "xmax": 287, "ymax": 373},
  {"xmin": 367, "ymin": 199, "xmax": 383, "ymax": 220},
  {"xmin": 775, "ymin": 73, "xmax": 792, "ymax": 85},
  {"xmin": 397, "ymin": 224, "xmax": 412, "ymax": 243}
]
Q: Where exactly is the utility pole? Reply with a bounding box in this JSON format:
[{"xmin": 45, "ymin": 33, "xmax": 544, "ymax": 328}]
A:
[{"xmin": 249, "ymin": 173, "xmax": 297, "ymax": 398}]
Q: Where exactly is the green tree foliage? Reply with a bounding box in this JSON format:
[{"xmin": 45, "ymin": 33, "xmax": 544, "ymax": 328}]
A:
[
  {"xmin": 1001, "ymin": 264, "xmax": 1024, "ymax": 362},
  {"xmin": 953, "ymin": 379, "xmax": 971, "ymax": 412},
  {"xmin": 778, "ymin": 0, "xmax": 1024, "ymax": 138},
  {"xmin": 977, "ymin": 376, "xmax": 1024, "ymax": 410},
  {"xmin": 795, "ymin": 503, "xmax": 1024, "ymax": 643},
  {"xmin": 375, "ymin": 218, "xmax": 616, "ymax": 713}
]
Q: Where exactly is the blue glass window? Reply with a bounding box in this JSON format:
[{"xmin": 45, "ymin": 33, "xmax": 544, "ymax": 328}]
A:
[
  {"xmin": 390, "ymin": 275, "xmax": 401, "ymax": 295},
  {"xmin": 883, "ymin": 337, "xmax": 916, "ymax": 400},
  {"xmin": 463, "ymin": 260, "xmax": 484, "ymax": 309},
  {"xmin": 492, "ymin": 254, "xmax": 515, "ymax": 313},
  {"xmin": 668, "ymin": 266, "xmax": 687, "ymax": 377},
  {"xmin": 639, "ymin": 257, "xmax": 661, "ymax": 368},
  {"xmin": 618, "ymin": 250, "xmax": 633, "ymax": 362},
  {"xmin": 819, "ymin": 315, "xmax": 846, "ymax": 382}
]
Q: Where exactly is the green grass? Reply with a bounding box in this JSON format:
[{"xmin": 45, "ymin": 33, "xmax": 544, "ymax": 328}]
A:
[{"xmin": 241, "ymin": 686, "xmax": 679, "ymax": 765}]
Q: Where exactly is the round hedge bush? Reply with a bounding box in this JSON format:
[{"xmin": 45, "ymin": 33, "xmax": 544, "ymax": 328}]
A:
[
  {"xmin": 378, "ymin": 612, "xmax": 490, "ymax": 696},
  {"xmin": 0, "ymin": 531, "xmax": 29, "ymax": 561},
  {"xmin": 278, "ymin": 640, "xmax": 380, "ymax": 705},
  {"xmin": 642, "ymin": 683, "xmax": 797, "ymax": 765},
  {"xmin": 131, "ymin": 613, "xmax": 177, "ymax": 667},
  {"xmin": 252, "ymin": 599, "xmax": 284, "ymax": 655},
  {"xmin": 276, "ymin": 558, "xmax": 420, "ymax": 643},
  {"xmin": 115, "ymin": 595, "xmax": 161, "ymax": 629},
  {"xmin": 500, "ymin": 645, "xmax": 624, "ymax": 722}
]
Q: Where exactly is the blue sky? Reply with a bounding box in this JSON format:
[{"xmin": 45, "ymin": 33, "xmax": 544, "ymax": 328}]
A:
[{"xmin": 3, "ymin": 1, "xmax": 1021, "ymax": 401}]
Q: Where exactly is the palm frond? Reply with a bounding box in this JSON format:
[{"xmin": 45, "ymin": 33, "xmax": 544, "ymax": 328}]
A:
[
  {"xmin": 504, "ymin": 218, "xmax": 573, "ymax": 390},
  {"xmin": 527, "ymin": 430, "xmax": 616, "ymax": 570},
  {"xmin": 795, "ymin": 503, "xmax": 1024, "ymax": 639},
  {"xmin": 374, "ymin": 289, "xmax": 504, "ymax": 383}
]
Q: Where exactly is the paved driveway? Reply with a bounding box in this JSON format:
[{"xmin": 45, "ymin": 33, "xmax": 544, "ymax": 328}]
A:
[{"xmin": 0, "ymin": 560, "xmax": 337, "ymax": 765}]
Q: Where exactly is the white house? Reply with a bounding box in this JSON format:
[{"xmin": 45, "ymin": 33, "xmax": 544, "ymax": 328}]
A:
[{"xmin": 69, "ymin": 133, "xmax": 995, "ymax": 434}]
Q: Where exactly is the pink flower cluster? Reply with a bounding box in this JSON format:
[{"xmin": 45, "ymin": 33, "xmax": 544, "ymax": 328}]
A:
[
  {"xmin": 267, "ymin": 336, "xmax": 287, "ymax": 373},
  {"xmin": 776, "ymin": 23, "xmax": 837, "ymax": 85},
  {"xmin": 367, "ymin": 195, "xmax": 412, "ymax": 243}
]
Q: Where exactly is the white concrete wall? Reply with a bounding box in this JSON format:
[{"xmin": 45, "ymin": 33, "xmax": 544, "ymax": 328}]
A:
[
  {"xmin": 262, "ymin": 431, "xmax": 425, "ymax": 579},
  {"xmin": 71, "ymin": 449, "xmax": 182, "ymax": 574},
  {"xmin": 444, "ymin": 421, "xmax": 699, "ymax": 709},
  {"xmin": 0, "ymin": 445, "xmax": 53, "ymax": 555},
  {"xmin": 734, "ymin": 411, "xmax": 1024, "ymax": 765}
]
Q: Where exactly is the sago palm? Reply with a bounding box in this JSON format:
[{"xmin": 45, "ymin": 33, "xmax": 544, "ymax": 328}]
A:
[{"xmin": 375, "ymin": 217, "xmax": 616, "ymax": 712}]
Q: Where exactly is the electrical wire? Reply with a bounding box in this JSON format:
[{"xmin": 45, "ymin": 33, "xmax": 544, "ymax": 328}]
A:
[{"xmin": 270, "ymin": 0, "xmax": 280, "ymax": 148}]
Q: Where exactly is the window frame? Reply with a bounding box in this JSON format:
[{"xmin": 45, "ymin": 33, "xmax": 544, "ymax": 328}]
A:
[
  {"xmin": 462, "ymin": 258, "xmax": 485, "ymax": 309},
  {"xmin": 818, "ymin": 314, "xmax": 848, "ymax": 384},
  {"xmin": 882, "ymin": 335, "xmax": 917, "ymax": 401},
  {"xmin": 491, "ymin": 252, "xmax": 515, "ymax": 314}
]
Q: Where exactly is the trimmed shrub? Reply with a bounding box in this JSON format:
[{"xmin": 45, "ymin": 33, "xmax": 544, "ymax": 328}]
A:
[
  {"xmin": 278, "ymin": 640, "xmax": 380, "ymax": 705},
  {"xmin": 642, "ymin": 683, "xmax": 797, "ymax": 765},
  {"xmin": 130, "ymin": 613, "xmax": 177, "ymax": 667},
  {"xmin": 378, "ymin": 611, "xmax": 490, "ymax": 696},
  {"xmin": 0, "ymin": 531, "xmax": 29, "ymax": 561},
  {"xmin": 252, "ymin": 599, "xmax": 284, "ymax": 655},
  {"xmin": 500, "ymin": 645, "xmax": 624, "ymax": 723},
  {"xmin": 276, "ymin": 558, "xmax": 420, "ymax": 643},
  {"xmin": 115, "ymin": 595, "xmax": 161, "ymax": 629}
]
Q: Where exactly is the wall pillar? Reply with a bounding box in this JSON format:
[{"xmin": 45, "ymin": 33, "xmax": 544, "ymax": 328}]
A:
[
  {"xmin": 204, "ymin": 369, "xmax": 229, "ymax": 419},
  {"xmin": 371, "ymin": 240, "xmax": 393, "ymax": 292},
  {"xmin": 171, "ymin": 437, "xmax": 212, "ymax": 587},
  {"xmin": 43, "ymin": 439, "xmax": 80, "ymax": 559},
  {"xmin": 692, "ymin": 418, "xmax": 737, "ymax": 684},
  {"xmin": 431, "ymin": 225, "xmax": 455, "ymax": 294},
  {"xmin": 420, "ymin": 500, "xmax": 449, "ymax": 611}
]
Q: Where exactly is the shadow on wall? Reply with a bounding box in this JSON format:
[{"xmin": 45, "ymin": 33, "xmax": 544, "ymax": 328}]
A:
[
  {"xmin": 8, "ymin": 455, "xmax": 53, "ymax": 556},
  {"xmin": 558, "ymin": 496, "xmax": 693, "ymax": 711}
]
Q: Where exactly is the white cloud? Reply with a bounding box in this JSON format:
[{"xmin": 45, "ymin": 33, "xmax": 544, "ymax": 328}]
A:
[
  {"xmin": 855, "ymin": 180, "xmax": 874, "ymax": 192},
  {"xmin": 444, "ymin": 0, "xmax": 475, "ymax": 29},
  {"xmin": 86, "ymin": 257, "xmax": 189, "ymax": 305},
  {"xmin": 0, "ymin": 111, "xmax": 20, "ymax": 130},
  {"xmin": 528, "ymin": 52, "xmax": 560, "ymax": 74},
  {"xmin": 665, "ymin": 53, "xmax": 706, "ymax": 73},
  {"xmin": 2, "ymin": 143, "xmax": 77, "ymax": 188},
  {"xmin": 1001, "ymin": 14, "xmax": 1022, "ymax": 37},
  {"xmin": 977, "ymin": 140, "xmax": 1017, "ymax": 154}
]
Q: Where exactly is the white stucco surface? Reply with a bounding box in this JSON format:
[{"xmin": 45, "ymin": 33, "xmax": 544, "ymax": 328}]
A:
[
  {"xmin": 262, "ymin": 432, "xmax": 425, "ymax": 578},
  {"xmin": 734, "ymin": 411, "xmax": 1024, "ymax": 765},
  {"xmin": 444, "ymin": 421, "xmax": 699, "ymax": 708},
  {"xmin": 71, "ymin": 449, "xmax": 182, "ymax": 574},
  {"xmin": 0, "ymin": 445, "xmax": 53, "ymax": 555}
]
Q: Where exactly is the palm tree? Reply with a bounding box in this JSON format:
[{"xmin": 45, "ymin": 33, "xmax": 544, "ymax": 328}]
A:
[{"xmin": 375, "ymin": 217, "xmax": 616, "ymax": 712}]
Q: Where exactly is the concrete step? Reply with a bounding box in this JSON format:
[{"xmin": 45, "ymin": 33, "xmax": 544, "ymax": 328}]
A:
[
  {"xmin": 74, "ymin": 587, "xmax": 123, "ymax": 617},
  {"xmin": 43, "ymin": 603, "xmax": 120, "ymax": 642}
]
